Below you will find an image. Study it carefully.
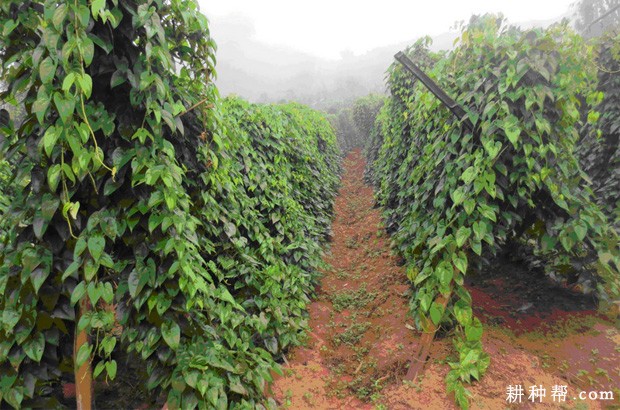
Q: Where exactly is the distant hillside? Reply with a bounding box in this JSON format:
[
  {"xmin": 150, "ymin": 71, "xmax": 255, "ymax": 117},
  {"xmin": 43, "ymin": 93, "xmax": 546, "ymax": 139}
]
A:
[{"xmin": 210, "ymin": 13, "xmax": 569, "ymax": 109}]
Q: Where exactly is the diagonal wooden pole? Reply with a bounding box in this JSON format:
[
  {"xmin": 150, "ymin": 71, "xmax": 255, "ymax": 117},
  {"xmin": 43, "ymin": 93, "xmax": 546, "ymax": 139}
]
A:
[{"xmin": 394, "ymin": 52, "xmax": 474, "ymax": 132}]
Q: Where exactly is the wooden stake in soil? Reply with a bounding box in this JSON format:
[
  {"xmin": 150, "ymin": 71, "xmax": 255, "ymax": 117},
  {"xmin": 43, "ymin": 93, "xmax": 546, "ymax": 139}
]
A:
[
  {"xmin": 405, "ymin": 291, "xmax": 452, "ymax": 381},
  {"xmin": 74, "ymin": 298, "xmax": 93, "ymax": 410}
]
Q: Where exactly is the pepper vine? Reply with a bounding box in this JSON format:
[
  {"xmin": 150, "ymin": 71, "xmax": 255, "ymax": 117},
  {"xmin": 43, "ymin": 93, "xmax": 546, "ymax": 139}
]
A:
[
  {"xmin": 0, "ymin": 1, "xmax": 339, "ymax": 408},
  {"xmin": 368, "ymin": 16, "xmax": 619, "ymax": 408}
]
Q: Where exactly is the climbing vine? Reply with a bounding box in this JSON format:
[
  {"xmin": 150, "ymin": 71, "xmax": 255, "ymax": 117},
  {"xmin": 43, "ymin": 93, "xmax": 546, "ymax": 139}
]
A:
[
  {"xmin": 369, "ymin": 16, "xmax": 620, "ymax": 408},
  {"xmin": 579, "ymin": 32, "xmax": 620, "ymax": 230},
  {"xmin": 0, "ymin": 1, "xmax": 338, "ymax": 408}
]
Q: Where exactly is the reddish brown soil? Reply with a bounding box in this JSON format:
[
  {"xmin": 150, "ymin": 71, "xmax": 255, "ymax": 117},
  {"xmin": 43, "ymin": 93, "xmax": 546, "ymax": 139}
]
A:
[{"xmin": 270, "ymin": 149, "xmax": 619, "ymax": 409}]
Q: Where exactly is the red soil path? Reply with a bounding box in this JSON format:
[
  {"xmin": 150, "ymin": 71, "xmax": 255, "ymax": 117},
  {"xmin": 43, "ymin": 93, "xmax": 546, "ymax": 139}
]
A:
[{"xmin": 270, "ymin": 149, "xmax": 619, "ymax": 409}]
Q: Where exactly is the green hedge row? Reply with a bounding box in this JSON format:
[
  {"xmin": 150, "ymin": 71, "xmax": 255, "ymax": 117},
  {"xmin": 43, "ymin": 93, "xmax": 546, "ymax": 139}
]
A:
[
  {"xmin": 162, "ymin": 97, "xmax": 340, "ymax": 408},
  {"xmin": 352, "ymin": 94, "xmax": 384, "ymax": 149}
]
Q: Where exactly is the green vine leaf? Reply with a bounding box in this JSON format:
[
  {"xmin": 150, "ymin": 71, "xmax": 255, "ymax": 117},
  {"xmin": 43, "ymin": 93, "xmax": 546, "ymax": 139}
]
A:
[
  {"xmin": 39, "ymin": 57, "xmax": 57, "ymax": 85},
  {"xmin": 87, "ymin": 235, "xmax": 105, "ymax": 261},
  {"xmin": 42, "ymin": 126, "xmax": 60, "ymax": 157},
  {"xmin": 30, "ymin": 268, "xmax": 49, "ymax": 294},
  {"xmin": 452, "ymin": 252, "xmax": 468, "ymax": 274},
  {"xmin": 161, "ymin": 321, "xmax": 180, "ymax": 351},
  {"xmin": 71, "ymin": 282, "xmax": 87, "ymax": 306},
  {"xmin": 465, "ymin": 318, "xmax": 483, "ymax": 342},
  {"xmin": 22, "ymin": 333, "xmax": 45, "ymax": 363},
  {"xmin": 76, "ymin": 342, "xmax": 92, "ymax": 367},
  {"xmin": 53, "ymin": 93, "xmax": 75, "ymax": 123},
  {"xmin": 106, "ymin": 360, "xmax": 117, "ymax": 380},
  {"xmin": 453, "ymin": 300, "xmax": 472, "ymax": 326},
  {"xmin": 503, "ymin": 115, "xmax": 521, "ymax": 147},
  {"xmin": 455, "ymin": 226, "xmax": 471, "ymax": 248},
  {"xmin": 429, "ymin": 302, "xmax": 444, "ymax": 325}
]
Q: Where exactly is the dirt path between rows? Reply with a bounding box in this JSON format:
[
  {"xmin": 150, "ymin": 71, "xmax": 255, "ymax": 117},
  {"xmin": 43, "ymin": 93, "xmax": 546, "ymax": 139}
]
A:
[{"xmin": 270, "ymin": 149, "xmax": 619, "ymax": 410}]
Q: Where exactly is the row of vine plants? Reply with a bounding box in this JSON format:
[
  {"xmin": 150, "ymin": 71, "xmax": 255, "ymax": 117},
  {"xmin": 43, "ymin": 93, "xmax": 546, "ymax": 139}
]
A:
[
  {"xmin": 330, "ymin": 94, "xmax": 385, "ymax": 153},
  {"xmin": 366, "ymin": 16, "xmax": 620, "ymax": 408},
  {"xmin": 578, "ymin": 32, "xmax": 620, "ymax": 230},
  {"xmin": 0, "ymin": 1, "xmax": 339, "ymax": 408}
]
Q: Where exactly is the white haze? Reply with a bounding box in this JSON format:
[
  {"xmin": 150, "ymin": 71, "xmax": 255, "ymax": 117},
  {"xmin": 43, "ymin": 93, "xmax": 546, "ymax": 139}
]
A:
[{"xmin": 199, "ymin": 1, "xmax": 577, "ymax": 108}]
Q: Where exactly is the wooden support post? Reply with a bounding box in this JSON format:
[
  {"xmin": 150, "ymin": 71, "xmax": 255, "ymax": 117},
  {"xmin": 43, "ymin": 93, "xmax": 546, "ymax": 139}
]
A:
[
  {"xmin": 394, "ymin": 52, "xmax": 464, "ymax": 381},
  {"xmin": 405, "ymin": 290, "xmax": 452, "ymax": 381},
  {"xmin": 74, "ymin": 298, "xmax": 93, "ymax": 410}
]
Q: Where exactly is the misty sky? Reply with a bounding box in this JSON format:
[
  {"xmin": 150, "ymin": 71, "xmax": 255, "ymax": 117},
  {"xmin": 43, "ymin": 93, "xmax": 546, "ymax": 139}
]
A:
[{"xmin": 200, "ymin": 0, "xmax": 576, "ymax": 60}]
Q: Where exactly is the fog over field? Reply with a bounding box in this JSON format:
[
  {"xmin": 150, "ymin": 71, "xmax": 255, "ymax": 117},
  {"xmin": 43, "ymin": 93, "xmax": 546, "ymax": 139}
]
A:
[{"xmin": 202, "ymin": 1, "xmax": 579, "ymax": 109}]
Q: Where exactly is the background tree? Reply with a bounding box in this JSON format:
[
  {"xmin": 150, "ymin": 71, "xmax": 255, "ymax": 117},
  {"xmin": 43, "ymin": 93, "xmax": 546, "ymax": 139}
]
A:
[{"xmin": 573, "ymin": 0, "xmax": 620, "ymax": 37}]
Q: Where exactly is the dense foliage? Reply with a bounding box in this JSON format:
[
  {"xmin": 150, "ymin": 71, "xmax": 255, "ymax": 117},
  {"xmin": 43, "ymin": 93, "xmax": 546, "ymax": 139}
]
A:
[
  {"xmin": 329, "ymin": 106, "xmax": 357, "ymax": 153},
  {"xmin": 0, "ymin": 158, "xmax": 8, "ymax": 233},
  {"xmin": 368, "ymin": 17, "xmax": 620, "ymax": 408},
  {"xmin": 579, "ymin": 32, "xmax": 620, "ymax": 230},
  {"xmin": 329, "ymin": 94, "xmax": 385, "ymax": 153},
  {"xmin": 216, "ymin": 95, "xmax": 340, "ymax": 360},
  {"xmin": 365, "ymin": 38, "xmax": 439, "ymax": 185},
  {"xmin": 0, "ymin": 101, "xmax": 13, "ymax": 229},
  {"xmin": 352, "ymin": 94, "xmax": 384, "ymax": 146},
  {"xmin": 0, "ymin": 1, "xmax": 338, "ymax": 408}
]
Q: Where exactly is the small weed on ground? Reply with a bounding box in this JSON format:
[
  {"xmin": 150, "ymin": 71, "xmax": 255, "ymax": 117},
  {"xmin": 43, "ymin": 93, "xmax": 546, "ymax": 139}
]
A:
[
  {"xmin": 333, "ymin": 322, "xmax": 371, "ymax": 346},
  {"xmin": 330, "ymin": 284, "xmax": 377, "ymax": 312}
]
